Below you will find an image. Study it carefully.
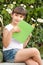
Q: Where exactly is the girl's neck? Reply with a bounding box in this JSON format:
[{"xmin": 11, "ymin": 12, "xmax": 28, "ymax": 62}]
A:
[{"xmin": 11, "ymin": 22, "xmax": 17, "ymax": 27}]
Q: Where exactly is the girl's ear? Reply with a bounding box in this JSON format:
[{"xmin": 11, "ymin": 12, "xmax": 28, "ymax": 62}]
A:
[
  {"xmin": 23, "ymin": 15, "xmax": 26, "ymax": 19},
  {"xmin": 24, "ymin": 16, "xmax": 26, "ymax": 19}
]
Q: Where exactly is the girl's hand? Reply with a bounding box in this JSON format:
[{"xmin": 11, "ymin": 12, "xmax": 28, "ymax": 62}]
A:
[{"xmin": 11, "ymin": 26, "xmax": 21, "ymax": 33}]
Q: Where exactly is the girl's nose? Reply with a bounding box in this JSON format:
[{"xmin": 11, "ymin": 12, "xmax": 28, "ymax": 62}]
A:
[{"xmin": 18, "ymin": 16, "xmax": 21, "ymax": 20}]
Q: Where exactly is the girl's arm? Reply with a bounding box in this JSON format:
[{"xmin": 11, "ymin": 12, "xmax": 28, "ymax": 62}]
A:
[
  {"xmin": 23, "ymin": 34, "xmax": 32, "ymax": 48},
  {"xmin": 2, "ymin": 28, "xmax": 13, "ymax": 48},
  {"xmin": 2, "ymin": 26, "xmax": 20, "ymax": 48}
]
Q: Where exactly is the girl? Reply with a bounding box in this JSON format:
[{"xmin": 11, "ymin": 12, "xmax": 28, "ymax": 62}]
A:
[{"xmin": 2, "ymin": 6, "xmax": 42, "ymax": 65}]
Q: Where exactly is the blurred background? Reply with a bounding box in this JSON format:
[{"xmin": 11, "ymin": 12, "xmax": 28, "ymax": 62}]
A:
[{"xmin": 0, "ymin": 0, "xmax": 43, "ymax": 62}]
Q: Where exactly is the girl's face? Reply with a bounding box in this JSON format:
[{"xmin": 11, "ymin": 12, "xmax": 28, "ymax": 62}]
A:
[{"xmin": 11, "ymin": 13, "xmax": 25, "ymax": 25}]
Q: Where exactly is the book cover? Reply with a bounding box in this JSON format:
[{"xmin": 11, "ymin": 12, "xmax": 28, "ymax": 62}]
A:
[{"xmin": 12, "ymin": 20, "xmax": 34, "ymax": 43}]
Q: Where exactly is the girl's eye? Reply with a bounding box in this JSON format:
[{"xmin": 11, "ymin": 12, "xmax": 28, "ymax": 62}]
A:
[
  {"xmin": 20, "ymin": 15, "xmax": 23, "ymax": 18},
  {"xmin": 15, "ymin": 14, "xmax": 18, "ymax": 16}
]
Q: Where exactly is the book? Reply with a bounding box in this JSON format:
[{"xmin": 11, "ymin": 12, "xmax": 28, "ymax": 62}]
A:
[{"xmin": 12, "ymin": 20, "xmax": 34, "ymax": 44}]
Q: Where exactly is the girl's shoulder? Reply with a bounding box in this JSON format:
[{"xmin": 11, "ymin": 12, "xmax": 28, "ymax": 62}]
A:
[{"xmin": 5, "ymin": 24, "xmax": 14, "ymax": 31}]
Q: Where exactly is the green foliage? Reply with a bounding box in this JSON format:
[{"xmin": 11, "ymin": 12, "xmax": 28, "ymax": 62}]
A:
[
  {"xmin": 0, "ymin": 50, "xmax": 3, "ymax": 62},
  {"xmin": 0, "ymin": 0, "xmax": 43, "ymax": 49},
  {"xmin": 0, "ymin": 0, "xmax": 4, "ymax": 3},
  {"xmin": 1, "ymin": 9, "xmax": 11, "ymax": 25}
]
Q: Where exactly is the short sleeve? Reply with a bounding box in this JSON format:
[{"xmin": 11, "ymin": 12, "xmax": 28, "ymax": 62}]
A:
[{"xmin": 5, "ymin": 24, "xmax": 13, "ymax": 31}]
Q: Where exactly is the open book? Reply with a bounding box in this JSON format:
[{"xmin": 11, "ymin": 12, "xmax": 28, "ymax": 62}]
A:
[{"xmin": 12, "ymin": 20, "xmax": 34, "ymax": 44}]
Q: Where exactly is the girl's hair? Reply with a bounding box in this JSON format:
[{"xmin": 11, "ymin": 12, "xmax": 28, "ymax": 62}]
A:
[{"xmin": 12, "ymin": 6, "xmax": 27, "ymax": 16}]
